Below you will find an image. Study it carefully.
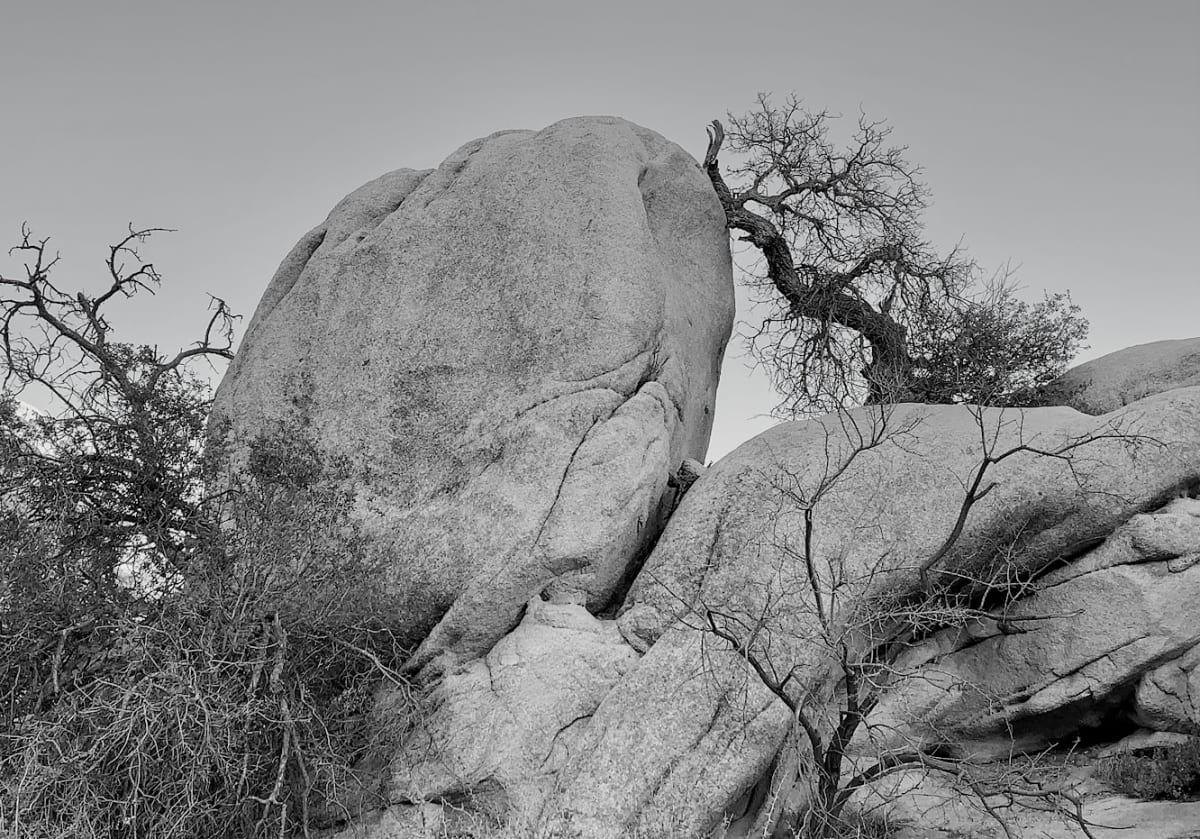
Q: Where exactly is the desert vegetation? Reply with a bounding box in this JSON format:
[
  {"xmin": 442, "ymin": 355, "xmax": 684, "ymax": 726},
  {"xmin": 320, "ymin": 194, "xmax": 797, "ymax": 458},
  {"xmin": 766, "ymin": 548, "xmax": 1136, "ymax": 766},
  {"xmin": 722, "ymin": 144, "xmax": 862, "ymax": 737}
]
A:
[
  {"xmin": 689, "ymin": 400, "xmax": 1150, "ymax": 838},
  {"xmin": 1094, "ymin": 738, "xmax": 1200, "ymax": 802},
  {"xmin": 0, "ymin": 98, "xmax": 1186, "ymax": 839},
  {"xmin": 704, "ymin": 94, "xmax": 1088, "ymax": 413},
  {"xmin": 0, "ymin": 227, "xmax": 416, "ymax": 838}
]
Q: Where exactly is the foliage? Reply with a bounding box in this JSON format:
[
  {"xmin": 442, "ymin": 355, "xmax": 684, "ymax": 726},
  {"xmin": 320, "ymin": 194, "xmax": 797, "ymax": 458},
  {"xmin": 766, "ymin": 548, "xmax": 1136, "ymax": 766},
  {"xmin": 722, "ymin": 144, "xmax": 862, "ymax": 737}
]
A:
[
  {"xmin": 0, "ymin": 226, "xmax": 235, "ymax": 579},
  {"xmin": 910, "ymin": 284, "xmax": 1089, "ymax": 406},
  {"xmin": 1095, "ymin": 738, "xmax": 1200, "ymax": 801},
  {"xmin": 706, "ymin": 94, "xmax": 1089, "ymax": 414},
  {"xmin": 1, "ymin": 444, "xmax": 416, "ymax": 838},
  {"xmin": 0, "ymin": 228, "xmax": 413, "ymax": 838}
]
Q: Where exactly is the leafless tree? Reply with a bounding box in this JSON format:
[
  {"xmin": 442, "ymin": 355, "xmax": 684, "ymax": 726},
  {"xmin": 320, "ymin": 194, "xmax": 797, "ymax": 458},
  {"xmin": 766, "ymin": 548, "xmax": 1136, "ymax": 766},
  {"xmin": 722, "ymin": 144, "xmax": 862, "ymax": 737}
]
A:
[
  {"xmin": 0, "ymin": 227, "xmax": 413, "ymax": 839},
  {"xmin": 1, "ymin": 224, "xmax": 237, "ymax": 571},
  {"xmin": 687, "ymin": 402, "xmax": 1156, "ymax": 837},
  {"xmin": 703, "ymin": 94, "xmax": 1086, "ymax": 414}
]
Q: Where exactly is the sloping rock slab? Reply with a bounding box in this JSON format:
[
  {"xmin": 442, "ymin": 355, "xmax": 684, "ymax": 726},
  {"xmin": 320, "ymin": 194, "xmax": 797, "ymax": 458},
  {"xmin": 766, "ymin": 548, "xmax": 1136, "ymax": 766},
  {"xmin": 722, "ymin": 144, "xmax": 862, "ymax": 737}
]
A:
[
  {"xmin": 540, "ymin": 389, "xmax": 1200, "ymax": 836},
  {"xmin": 1043, "ymin": 337, "xmax": 1200, "ymax": 415},
  {"xmin": 864, "ymin": 495, "xmax": 1200, "ymax": 758},
  {"xmin": 870, "ymin": 527, "xmax": 1200, "ymax": 757}
]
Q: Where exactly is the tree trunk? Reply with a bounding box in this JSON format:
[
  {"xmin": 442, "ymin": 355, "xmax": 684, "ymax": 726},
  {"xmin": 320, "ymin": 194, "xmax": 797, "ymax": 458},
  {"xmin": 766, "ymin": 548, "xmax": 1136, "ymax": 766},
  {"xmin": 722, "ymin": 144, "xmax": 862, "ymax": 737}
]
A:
[{"xmin": 702, "ymin": 121, "xmax": 916, "ymax": 403}]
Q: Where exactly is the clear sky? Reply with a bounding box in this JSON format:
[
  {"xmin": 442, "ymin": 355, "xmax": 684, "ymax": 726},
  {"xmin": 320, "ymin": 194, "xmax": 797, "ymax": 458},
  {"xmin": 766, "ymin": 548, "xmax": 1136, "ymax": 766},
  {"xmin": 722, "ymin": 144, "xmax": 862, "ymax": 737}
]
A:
[{"xmin": 3, "ymin": 1, "xmax": 1197, "ymax": 459}]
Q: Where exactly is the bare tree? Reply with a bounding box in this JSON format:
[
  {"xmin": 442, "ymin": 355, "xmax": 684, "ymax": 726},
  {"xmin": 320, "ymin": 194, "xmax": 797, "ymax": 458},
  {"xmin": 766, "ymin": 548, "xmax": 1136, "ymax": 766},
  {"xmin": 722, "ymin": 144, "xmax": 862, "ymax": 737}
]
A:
[
  {"xmin": 703, "ymin": 94, "xmax": 1086, "ymax": 414},
  {"xmin": 1, "ymin": 224, "xmax": 237, "ymax": 572},
  {"xmin": 685, "ymin": 402, "xmax": 1154, "ymax": 837},
  {"xmin": 0, "ymin": 227, "xmax": 413, "ymax": 839}
]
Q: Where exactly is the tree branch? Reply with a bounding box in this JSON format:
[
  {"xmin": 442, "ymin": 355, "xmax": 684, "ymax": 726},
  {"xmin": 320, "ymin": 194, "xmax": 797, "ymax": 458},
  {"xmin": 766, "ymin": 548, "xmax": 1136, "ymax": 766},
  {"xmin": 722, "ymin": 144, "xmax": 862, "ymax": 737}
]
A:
[{"xmin": 705, "ymin": 120, "xmax": 915, "ymax": 402}]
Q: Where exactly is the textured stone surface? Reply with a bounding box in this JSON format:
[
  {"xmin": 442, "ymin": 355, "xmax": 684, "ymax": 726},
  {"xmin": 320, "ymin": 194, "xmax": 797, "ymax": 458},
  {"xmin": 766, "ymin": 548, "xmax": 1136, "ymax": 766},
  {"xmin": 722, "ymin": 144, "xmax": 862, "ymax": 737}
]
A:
[
  {"xmin": 1134, "ymin": 645, "xmax": 1200, "ymax": 734},
  {"xmin": 880, "ymin": 771, "xmax": 1200, "ymax": 839},
  {"xmin": 209, "ymin": 117, "xmax": 734, "ymax": 670},
  {"xmin": 865, "ymin": 492, "xmax": 1200, "ymax": 758},
  {"xmin": 385, "ymin": 600, "xmax": 639, "ymax": 825},
  {"xmin": 324, "ymin": 804, "xmax": 447, "ymax": 839},
  {"xmin": 1043, "ymin": 337, "xmax": 1200, "ymax": 415},
  {"xmin": 538, "ymin": 627, "xmax": 788, "ymax": 838},
  {"xmin": 536, "ymin": 389, "xmax": 1200, "ymax": 836},
  {"xmin": 625, "ymin": 390, "xmax": 1200, "ymax": 650}
]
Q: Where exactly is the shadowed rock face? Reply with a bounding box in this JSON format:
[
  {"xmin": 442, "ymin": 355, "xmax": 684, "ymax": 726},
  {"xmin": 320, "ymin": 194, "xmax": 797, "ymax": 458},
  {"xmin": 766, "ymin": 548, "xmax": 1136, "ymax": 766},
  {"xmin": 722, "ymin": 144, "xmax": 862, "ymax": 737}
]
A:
[
  {"xmin": 209, "ymin": 117, "xmax": 734, "ymax": 672},
  {"xmin": 869, "ymin": 496, "xmax": 1200, "ymax": 759}
]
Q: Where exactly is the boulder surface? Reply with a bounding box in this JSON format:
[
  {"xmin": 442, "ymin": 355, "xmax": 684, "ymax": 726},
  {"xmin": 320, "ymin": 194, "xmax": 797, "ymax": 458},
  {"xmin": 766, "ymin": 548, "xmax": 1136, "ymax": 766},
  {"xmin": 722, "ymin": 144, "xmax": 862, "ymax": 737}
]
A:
[
  {"xmin": 538, "ymin": 389, "xmax": 1200, "ymax": 836},
  {"xmin": 869, "ymin": 499, "xmax": 1200, "ymax": 759},
  {"xmin": 1043, "ymin": 337, "xmax": 1200, "ymax": 415},
  {"xmin": 386, "ymin": 601, "xmax": 639, "ymax": 827},
  {"xmin": 209, "ymin": 117, "xmax": 734, "ymax": 670}
]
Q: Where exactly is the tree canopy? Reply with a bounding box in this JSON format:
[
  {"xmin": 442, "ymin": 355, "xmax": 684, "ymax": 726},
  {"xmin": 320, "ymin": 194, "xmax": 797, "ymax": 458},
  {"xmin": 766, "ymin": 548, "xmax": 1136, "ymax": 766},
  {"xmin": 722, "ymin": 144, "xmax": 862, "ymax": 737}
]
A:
[{"xmin": 704, "ymin": 94, "xmax": 1087, "ymax": 413}]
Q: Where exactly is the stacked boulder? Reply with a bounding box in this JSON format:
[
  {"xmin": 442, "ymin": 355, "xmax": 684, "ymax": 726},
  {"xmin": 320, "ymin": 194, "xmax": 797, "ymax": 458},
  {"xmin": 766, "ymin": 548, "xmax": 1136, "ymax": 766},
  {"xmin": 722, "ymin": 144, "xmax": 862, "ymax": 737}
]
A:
[{"xmin": 211, "ymin": 117, "xmax": 1200, "ymax": 838}]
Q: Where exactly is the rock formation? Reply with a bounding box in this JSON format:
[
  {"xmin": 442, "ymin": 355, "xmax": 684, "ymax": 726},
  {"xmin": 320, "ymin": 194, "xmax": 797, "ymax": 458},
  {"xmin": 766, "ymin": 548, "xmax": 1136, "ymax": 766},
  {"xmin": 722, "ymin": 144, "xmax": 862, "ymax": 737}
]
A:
[
  {"xmin": 869, "ymin": 494, "xmax": 1200, "ymax": 758},
  {"xmin": 1042, "ymin": 336, "xmax": 1200, "ymax": 414},
  {"xmin": 387, "ymin": 600, "xmax": 638, "ymax": 828},
  {"xmin": 335, "ymin": 388, "xmax": 1200, "ymax": 838},
  {"xmin": 209, "ymin": 117, "xmax": 735, "ymax": 672},
  {"xmin": 566, "ymin": 390, "xmax": 1200, "ymax": 836},
  {"xmin": 212, "ymin": 116, "xmax": 1200, "ymax": 838}
]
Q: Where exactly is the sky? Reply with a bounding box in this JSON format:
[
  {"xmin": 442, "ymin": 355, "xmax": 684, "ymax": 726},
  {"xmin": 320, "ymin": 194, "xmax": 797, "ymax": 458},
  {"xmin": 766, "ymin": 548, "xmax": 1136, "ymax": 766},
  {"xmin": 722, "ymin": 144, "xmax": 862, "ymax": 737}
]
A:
[{"xmin": 2, "ymin": 1, "xmax": 1197, "ymax": 459}]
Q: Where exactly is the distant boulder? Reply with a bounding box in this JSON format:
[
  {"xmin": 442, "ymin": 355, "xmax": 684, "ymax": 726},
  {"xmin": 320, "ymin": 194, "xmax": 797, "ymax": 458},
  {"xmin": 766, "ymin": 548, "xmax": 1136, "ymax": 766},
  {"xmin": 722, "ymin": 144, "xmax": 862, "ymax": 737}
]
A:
[
  {"xmin": 208, "ymin": 117, "xmax": 734, "ymax": 672},
  {"xmin": 1042, "ymin": 336, "xmax": 1200, "ymax": 414}
]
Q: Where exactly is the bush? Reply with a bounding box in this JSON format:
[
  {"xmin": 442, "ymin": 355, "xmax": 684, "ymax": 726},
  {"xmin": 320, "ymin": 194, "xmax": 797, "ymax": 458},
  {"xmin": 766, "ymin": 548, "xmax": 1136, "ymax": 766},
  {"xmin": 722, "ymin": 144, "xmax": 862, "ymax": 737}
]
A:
[
  {"xmin": 909, "ymin": 284, "xmax": 1089, "ymax": 407},
  {"xmin": 2, "ymin": 426, "xmax": 417, "ymax": 839},
  {"xmin": 0, "ymin": 228, "xmax": 415, "ymax": 838},
  {"xmin": 1094, "ymin": 737, "xmax": 1200, "ymax": 801}
]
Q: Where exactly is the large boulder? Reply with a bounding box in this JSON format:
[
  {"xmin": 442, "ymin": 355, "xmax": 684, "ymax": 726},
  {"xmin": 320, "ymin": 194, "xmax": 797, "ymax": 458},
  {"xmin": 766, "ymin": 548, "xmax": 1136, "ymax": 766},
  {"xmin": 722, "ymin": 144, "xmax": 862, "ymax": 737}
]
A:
[
  {"xmin": 623, "ymin": 390, "xmax": 1200, "ymax": 650},
  {"xmin": 209, "ymin": 117, "xmax": 734, "ymax": 670},
  {"xmin": 1042, "ymin": 337, "xmax": 1200, "ymax": 415},
  {"xmin": 534, "ymin": 389, "xmax": 1200, "ymax": 837}
]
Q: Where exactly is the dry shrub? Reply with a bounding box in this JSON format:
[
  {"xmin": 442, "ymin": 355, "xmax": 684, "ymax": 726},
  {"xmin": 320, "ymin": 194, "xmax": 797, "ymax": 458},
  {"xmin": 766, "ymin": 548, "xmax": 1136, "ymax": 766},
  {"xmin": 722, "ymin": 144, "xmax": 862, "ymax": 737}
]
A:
[
  {"xmin": 1094, "ymin": 737, "xmax": 1200, "ymax": 802},
  {"xmin": 1, "ymin": 228, "xmax": 421, "ymax": 837},
  {"xmin": 0, "ymin": 434, "xmax": 417, "ymax": 839}
]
